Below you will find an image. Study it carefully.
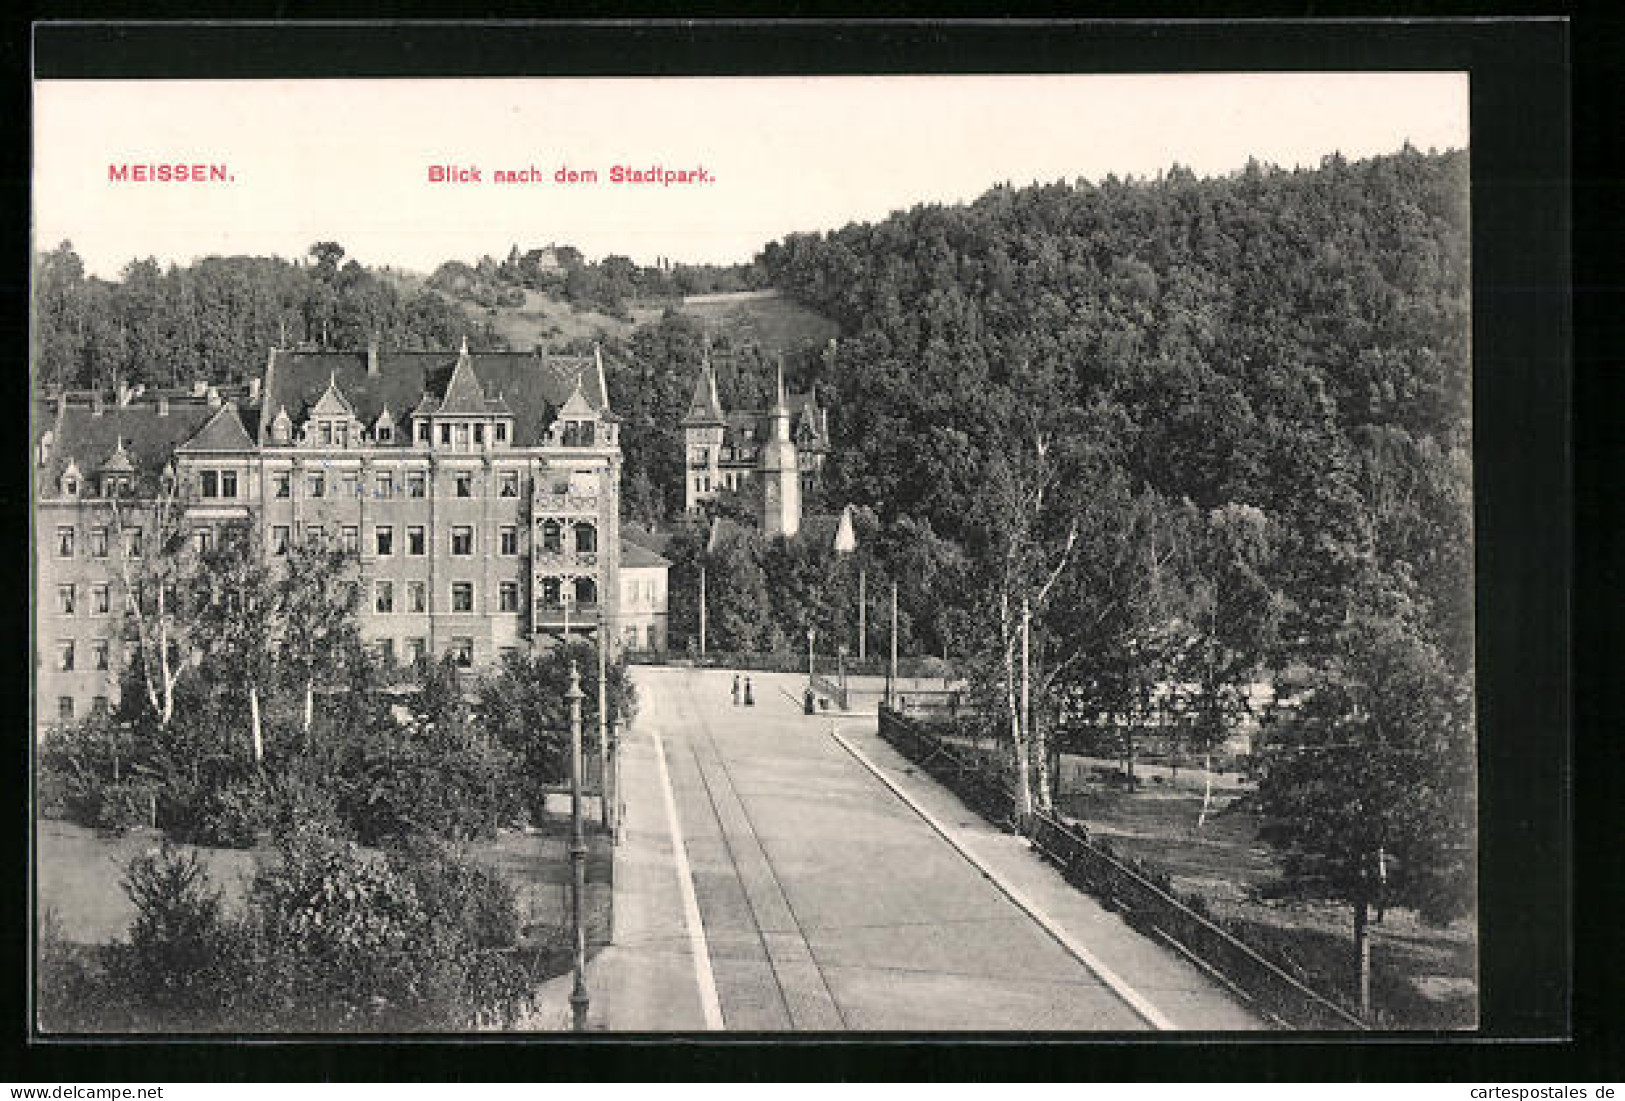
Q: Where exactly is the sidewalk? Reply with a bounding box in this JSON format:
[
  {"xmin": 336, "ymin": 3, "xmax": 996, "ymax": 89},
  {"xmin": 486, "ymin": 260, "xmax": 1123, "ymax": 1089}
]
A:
[
  {"xmin": 580, "ymin": 715, "xmax": 716, "ymax": 1031},
  {"xmin": 835, "ymin": 718, "xmax": 1266, "ymax": 1031}
]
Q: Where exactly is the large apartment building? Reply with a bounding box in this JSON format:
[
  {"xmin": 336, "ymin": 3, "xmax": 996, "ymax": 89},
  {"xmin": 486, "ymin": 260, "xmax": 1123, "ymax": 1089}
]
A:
[{"xmin": 34, "ymin": 341, "xmax": 624, "ymax": 728}]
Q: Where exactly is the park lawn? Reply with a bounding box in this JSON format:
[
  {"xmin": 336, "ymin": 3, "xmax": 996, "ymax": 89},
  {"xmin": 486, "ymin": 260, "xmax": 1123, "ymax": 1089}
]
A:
[
  {"xmin": 1055, "ymin": 758, "xmax": 1478, "ymax": 1031},
  {"xmin": 36, "ymin": 814, "xmax": 613, "ymax": 961}
]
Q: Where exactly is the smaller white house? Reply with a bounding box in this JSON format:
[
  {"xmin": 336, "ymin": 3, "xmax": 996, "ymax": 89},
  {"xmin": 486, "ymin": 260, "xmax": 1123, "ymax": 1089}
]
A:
[{"xmin": 618, "ymin": 530, "xmax": 671, "ymax": 652}]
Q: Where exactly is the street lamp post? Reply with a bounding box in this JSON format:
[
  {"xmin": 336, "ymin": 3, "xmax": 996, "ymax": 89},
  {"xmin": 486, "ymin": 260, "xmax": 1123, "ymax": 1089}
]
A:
[
  {"xmin": 565, "ymin": 661, "xmax": 589, "ymax": 1031},
  {"xmin": 837, "ymin": 644, "xmax": 849, "ymax": 711},
  {"xmin": 597, "ymin": 612, "xmax": 610, "ymax": 835},
  {"xmin": 806, "ymin": 627, "xmax": 816, "ymax": 683}
]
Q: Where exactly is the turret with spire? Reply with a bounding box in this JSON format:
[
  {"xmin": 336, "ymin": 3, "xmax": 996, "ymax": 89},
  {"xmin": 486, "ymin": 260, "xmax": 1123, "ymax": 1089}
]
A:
[{"xmin": 759, "ymin": 357, "xmax": 801, "ymax": 539}]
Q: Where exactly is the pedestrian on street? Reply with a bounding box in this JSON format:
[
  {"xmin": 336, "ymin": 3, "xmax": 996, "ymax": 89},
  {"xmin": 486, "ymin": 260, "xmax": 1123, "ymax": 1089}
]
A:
[
  {"xmin": 732, "ymin": 674, "xmax": 741, "ymax": 706},
  {"xmin": 743, "ymin": 676, "xmax": 755, "ymax": 707}
]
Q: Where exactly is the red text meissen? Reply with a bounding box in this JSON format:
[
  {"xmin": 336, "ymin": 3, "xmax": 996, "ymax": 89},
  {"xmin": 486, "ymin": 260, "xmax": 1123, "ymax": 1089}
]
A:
[{"xmin": 109, "ymin": 163, "xmax": 233, "ymax": 183}]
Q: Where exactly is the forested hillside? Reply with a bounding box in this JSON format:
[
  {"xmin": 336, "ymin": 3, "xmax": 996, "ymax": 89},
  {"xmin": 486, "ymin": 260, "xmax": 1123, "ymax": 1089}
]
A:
[{"xmin": 33, "ymin": 241, "xmax": 506, "ymax": 393}]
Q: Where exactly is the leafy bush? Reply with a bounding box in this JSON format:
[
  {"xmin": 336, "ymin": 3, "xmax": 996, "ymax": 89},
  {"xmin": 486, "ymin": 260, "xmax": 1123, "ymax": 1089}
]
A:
[{"xmin": 194, "ymin": 779, "xmax": 271, "ymax": 849}]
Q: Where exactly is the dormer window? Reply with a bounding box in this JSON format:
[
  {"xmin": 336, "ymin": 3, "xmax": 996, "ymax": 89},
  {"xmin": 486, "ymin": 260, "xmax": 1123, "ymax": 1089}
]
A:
[
  {"xmin": 495, "ymin": 422, "xmax": 508, "ymax": 444},
  {"xmin": 320, "ymin": 422, "xmax": 333, "ymax": 446},
  {"xmin": 416, "ymin": 421, "xmax": 430, "ymax": 444},
  {"xmin": 335, "ymin": 422, "xmax": 348, "ymax": 448},
  {"xmin": 473, "ymin": 423, "xmax": 484, "ymax": 446},
  {"xmin": 379, "ymin": 424, "xmax": 393, "ymax": 443}
]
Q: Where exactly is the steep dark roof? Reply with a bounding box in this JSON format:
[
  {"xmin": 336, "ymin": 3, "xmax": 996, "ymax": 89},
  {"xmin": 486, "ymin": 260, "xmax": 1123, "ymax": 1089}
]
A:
[
  {"xmin": 681, "ymin": 365, "xmax": 725, "ymax": 427},
  {"xmin": 620, "ymin": 539, "xmax": 671, "ymax": 569},
  {"xmin": 718, "ymin": 390, "xmax": 826, "ymax": 451},
  {"xmin": 176, "ymin": 402, "xmax": 256, "ymax": 453},
  {"xmin": 438, "ymin": 343, "xmax": 492, "ymax": 416},
  {"xmin": 41, "ymin": 403, "xmax": 214, "ymax": 495},
  {"xmin": 621, "ymin": 522, "xmax": 674, "ymax": 557},
  {"xmin": 260, "ymin": 348, "xmax": 610, "ymax": 447}
]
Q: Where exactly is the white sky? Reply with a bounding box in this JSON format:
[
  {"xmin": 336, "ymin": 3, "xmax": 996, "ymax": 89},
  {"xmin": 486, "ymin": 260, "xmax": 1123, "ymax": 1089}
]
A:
[{"xmin": 34, "ymin": 73, "xmax": 1468, "ymax": 280}]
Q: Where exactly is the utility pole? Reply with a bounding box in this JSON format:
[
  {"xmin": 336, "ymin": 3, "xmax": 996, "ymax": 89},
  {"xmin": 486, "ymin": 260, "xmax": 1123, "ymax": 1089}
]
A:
[
  {"xmin": 698, "ymin": 563, "xmax": 707, "ymax": 656},
  {"xmin": 1021, "ymin": 596, "xmax": 1032, "ymax": 825},
  {"xmin": 597, "ymin": 615, "xmax": 610, "ymax": 834},
  {"xmin": 566, "ymin": 661, "xmax": 589, "ymax": 1031},
  {"xmin": 888, "ymin": 581, "xmax": 898, "ymax": 709},
  {"xmin": 858, "ymin": 565, "xmax": 866, "ymax": 663}
]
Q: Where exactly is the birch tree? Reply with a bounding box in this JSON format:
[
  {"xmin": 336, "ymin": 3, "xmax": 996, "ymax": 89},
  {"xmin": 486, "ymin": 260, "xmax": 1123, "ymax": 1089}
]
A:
[{"xmin": 107, "ymin": 467, "xmax": 190, "ymax": 729}]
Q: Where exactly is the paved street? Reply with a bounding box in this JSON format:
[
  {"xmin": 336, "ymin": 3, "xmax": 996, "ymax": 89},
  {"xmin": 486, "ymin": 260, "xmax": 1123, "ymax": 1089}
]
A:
[{"xmin": 601, "ymin": 665, "xmax": 1262, "ymax": 1031}]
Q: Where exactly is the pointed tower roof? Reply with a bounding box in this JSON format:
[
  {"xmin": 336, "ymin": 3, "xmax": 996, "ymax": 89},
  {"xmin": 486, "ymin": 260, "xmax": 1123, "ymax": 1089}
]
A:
[
  {"xmin": 681, "ymin": 361, "xmax": 725, "ymax": 427},
  {"xmin": 438, "ymin": 337, "xmax": 490, "ymax": 415},
  {"xmin": 178, "ymin": 400, "xmax": 257, "ymax": 453}
]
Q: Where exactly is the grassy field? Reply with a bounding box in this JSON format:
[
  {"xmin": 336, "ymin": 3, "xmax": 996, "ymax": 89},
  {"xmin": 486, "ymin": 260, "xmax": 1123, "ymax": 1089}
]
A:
[
  {"xmin": 36, "ymin": 815, "xmax": 613, "ymax": 955},
  {"xmin": 1053, "ymin": 756, "xmax": 1478, "ymax": 1030}
]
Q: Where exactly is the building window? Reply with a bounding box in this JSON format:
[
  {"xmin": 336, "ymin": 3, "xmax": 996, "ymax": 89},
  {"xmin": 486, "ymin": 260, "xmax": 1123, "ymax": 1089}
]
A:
[
  {"xmin": 499, "ymin": 581, "xmax": 520, "ymax": 612},
  {"xmin": 306, "ymin": 525, "xmax": 324, "ymax": 549},
  {"xmin": 64, "ymin": 476, "xmax": 79, "ymax": 497},
  {"xmin": 376, "ymin": 638, "xmax": 396, "ymax": 665},
  {"xmin": 574, "ymin": 523, "xmax": 597, "ymax": 554},
  {"xmin": 456, "ymin": 424, "xmax": 471, "ymax": 450},
  {"xmin": 407, "ymin": 472, "xmax": 426, "ymax": 498},
  {"xmin": 341, "ymin": 526, "xmax": 360, "ymax": 554},
  {"xmin": 376, "ymin": 471, "xmax": 394, "ymax": 499},
  {"xmin": 407, "ymin": 637, "xmax": 427, "ymax": 664},
  {"xmin": 271, "ymin": 526, "xmax": 290, "ymax": 556},
  {"xmin": 58, "ymin": 640, "xmax": 75, "ymax": 672},
  {"xmin": 273, "ymin": 472, "xmax": 291, "ymax": 498},
  {"xmin": 57, "ymin": 585, "xmax": 76, "ymax": 615},
  {"xmin": 495, "ymin": 422, "xmax": 508, "ymax": 444},
  {"xmin": 93, "ymin": 640, "xmax": 110, "ymax": 671},
  {"xmin": 201, "ymin": 470, "xmax": 219, "ymax": 498},
  {"xmin": 407, "ymin": 526, "xmax": 426, "ymax": 556},
  {"xmin": 194, "ymin": 528, "xmax": 213, "ymax": 555},
  {"xmin": 539, "ymin": 577, "xmax": 562, "ymax": 607},
  {"xmin": 336, "ymin": 423, "xmax": 349, "ymax": 448},
  {"xmin": 500, "ymin": 526, "xmax": 519, "ymax": 556},
  {"xmin": 451, "ymin": 526, "xmax": 474, "ymax": 556},
  {"xmin": 375, "ymin": 526, "xmax": 394, "ymax": 556},
  {"xmin": 89, "ymin": 527, "xmax": 108, "ymax": 558},
  {"xmin": 406, "ymin": 580, "xmax": 426, "ymax": 613},
  {"xmin": 451, "ymin": 582, "xmax": 474, "ymax": 613},
  {"xmin": 222, "ymin": 470, "xmax": 238, "ymax": 498},
  {"xmin": 449, "ymin": 636, "xmax": 474, "ymax": 667},
  {"xmin": 455, "ymin": 473, "xmax": 472, "ymax": 498},
  {"xmin": 307, "ymin": 472, "xmax": 326, "ymax": 498},
  {"xmin": 440, "ymin": 424, "xmax": 452, "ymax": 445},
  {"xmin": 56, "ymin": 526, "xmax": 75, "ymax": 558},
  {"xmin": 320, "ymin": 422, "xmax": 334, "ymax": 446},
  {"xmin": 90, "ymin": 696, "xmax": 108, "ymax": 717},
  {"xmin": 92, "ymin": 585, "xmax": 110, "ymax": 614},
  {"xmin": 378, "ymin": 424, "xmax": 393, "ymax": 444},
  {"xmin": 540, "ymin": 520, "xmax": 562, "ymax": 553},
  {"xmin": 574, "ymin": 577, "xmax": 598, "ymax": 606},
  {"xmin": 374, "ymin": 580, "xmax": 394, "ymax": 614},
  {"xmin": 58, "ymin": 697, "xmax": 74, "ymax": 721},
  {"xmin": 341, "ymin": 472, "xmax": 359, "ymax": 499},
  {"xmin": 473, "ymin": 423, "xmax": 485, "ymax": 446},
  {"xmin": 416, "ymin": 421, "xmax": 430, "ymax": 444},
  {"xmin": 123, "ymin": 528, "xmax": 143, "ymax": 558},
  {"xmin": 499, "ymin": 471, "xmax": 519, "ymax": 498}
]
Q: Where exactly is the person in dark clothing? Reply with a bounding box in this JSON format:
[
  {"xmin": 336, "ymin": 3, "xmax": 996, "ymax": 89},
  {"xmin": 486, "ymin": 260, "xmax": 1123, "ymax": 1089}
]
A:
[
  {"xmin": 732, "ymin": 674, "xmax": 741, "ymax": 706},
  {"xmin": 743, "ymin": 676, "xmax": 755, "ymax": 706}
]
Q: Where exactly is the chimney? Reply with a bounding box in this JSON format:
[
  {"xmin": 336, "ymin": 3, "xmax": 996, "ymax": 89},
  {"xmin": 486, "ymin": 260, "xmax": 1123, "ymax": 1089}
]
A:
[
  {"xmin": 367, "ymin": 332, "xmax": 380, "ymax": 376},
  {"xmin": 116, "ymin": 380, "xmax": 132, "ymax": 406},
  {"xmin": 91, "ymin": 392, "xmax": 104, "ymax": 416},
  {"xmin": 192, "ymin": 379, "xmax": 207, "ymax": 398},
  {"xmin": 249, "ymin": 377, "xmax": 262, "ymax": 402},
  {"xmin": 206, "ymin": 385, "xmax": 222, "ymax": 409}
]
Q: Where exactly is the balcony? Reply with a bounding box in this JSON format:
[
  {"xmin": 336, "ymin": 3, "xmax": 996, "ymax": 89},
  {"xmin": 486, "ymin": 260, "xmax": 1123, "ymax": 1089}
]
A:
[
  {"xmin": 533, "ymin": 550, "xmax": 598, "ymax": 570},
  {"xmin": 533, "ymin": 603, "xmax": 602, "ymax": 628}
]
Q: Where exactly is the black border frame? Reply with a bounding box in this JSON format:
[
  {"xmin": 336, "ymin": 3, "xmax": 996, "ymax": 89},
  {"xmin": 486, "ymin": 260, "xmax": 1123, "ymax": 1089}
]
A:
[{"xmin": 5, "ymin": 14, "xmax": 1595, "ymax": 1083}]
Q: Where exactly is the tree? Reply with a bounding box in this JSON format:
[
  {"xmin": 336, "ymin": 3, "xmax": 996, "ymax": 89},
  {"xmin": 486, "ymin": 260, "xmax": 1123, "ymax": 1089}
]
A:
[
  {"xmin": 187, "ymin": 528, "xmax": 279, "ymax": 763},
  {"xmin": 1254, "ymin": 576, "xmax": 1475, "ymax": 1020},
  {"xmin": 276, "ymin": 543, "xmax": 364, "ymax": 741},
  {"xmin": 107, "ymin": 469, "xmax": 192, "ymax": 730}
]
